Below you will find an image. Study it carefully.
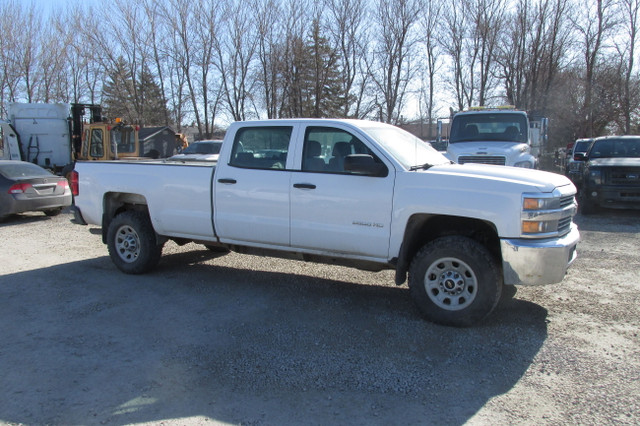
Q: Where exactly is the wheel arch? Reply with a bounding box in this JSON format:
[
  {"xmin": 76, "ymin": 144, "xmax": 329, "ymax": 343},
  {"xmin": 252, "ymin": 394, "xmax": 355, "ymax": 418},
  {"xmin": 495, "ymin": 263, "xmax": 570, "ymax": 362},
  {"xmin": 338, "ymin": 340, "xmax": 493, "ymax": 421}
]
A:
[
  {"xmin": 101, "ymin": 192, "xmax": 152, "ymax": 243},
  {"xmin": 395, "ymin": 214, "xmax": 501, "ymax": 285}
]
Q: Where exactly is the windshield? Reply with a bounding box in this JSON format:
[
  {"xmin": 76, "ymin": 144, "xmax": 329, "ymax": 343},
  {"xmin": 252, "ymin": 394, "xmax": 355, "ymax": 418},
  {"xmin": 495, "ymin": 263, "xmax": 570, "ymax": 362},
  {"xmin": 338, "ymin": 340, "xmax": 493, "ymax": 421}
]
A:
[
  {"xmin": 589, "ymin": 138, "xmax": 640, "ymax": 159},
  {"xmin": 361, "ymin": 123, "xmax": 449, "ymax": 169},
  {"xmin": 449, "ymin": 113, "xmax": 528, "ymax": 143},
  {"xmin": 112, "ymin": 126, "xmax": 136, "ymax": 153}
]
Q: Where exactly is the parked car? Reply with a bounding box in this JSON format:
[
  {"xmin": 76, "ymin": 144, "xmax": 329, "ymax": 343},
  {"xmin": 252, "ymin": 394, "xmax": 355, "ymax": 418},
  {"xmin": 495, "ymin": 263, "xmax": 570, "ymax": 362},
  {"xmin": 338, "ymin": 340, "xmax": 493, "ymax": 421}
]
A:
[
  {"xmin": 0, "ymin": 160, "xmax": 72, "ymax": 221},
  {"xmin": 168, "ymin": 140, "xmax": 223, "ymax": 162},
  {"xmin": 565, "ymin": 138, "xmax": 594, "ymax": 186},
  {"xmin": 577, "ymin": 136, "xmax": 640, "ymax": 213}
]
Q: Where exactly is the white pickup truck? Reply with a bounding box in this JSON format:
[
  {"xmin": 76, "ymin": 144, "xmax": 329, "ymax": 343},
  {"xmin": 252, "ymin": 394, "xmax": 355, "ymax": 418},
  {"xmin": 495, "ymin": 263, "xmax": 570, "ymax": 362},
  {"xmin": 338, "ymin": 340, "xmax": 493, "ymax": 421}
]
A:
[{"xmin": 71, "ymin": 119, "xmax": 579, "ymax": 327}]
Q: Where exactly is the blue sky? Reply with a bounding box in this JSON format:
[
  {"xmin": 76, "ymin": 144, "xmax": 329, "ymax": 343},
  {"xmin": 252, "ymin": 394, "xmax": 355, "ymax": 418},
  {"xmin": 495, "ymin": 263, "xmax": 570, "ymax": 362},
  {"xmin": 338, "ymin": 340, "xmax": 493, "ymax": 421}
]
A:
[{"xmin": 26, "ymin": 0, "xmax": 96, "ymax": 17}]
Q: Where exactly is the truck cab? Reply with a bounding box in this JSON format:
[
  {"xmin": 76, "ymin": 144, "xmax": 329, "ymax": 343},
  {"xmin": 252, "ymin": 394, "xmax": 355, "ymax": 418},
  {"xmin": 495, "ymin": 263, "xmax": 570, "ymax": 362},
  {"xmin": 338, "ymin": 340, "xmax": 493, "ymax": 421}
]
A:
[{"xmin": 440, "ymin": 107, "xmax": 547, "ymax": 168}]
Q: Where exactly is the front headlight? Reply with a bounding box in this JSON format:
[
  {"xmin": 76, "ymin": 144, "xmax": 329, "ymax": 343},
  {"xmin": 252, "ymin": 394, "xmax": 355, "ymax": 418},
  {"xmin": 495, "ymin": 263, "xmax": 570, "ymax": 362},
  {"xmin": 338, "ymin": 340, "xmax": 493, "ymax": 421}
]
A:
[
  {"xmin": 521, "ymin": 193, "xmax": 576, "ymax": 238},
  {"xmin": 514, "ymin": 160, "xmax": 534, "ymax": 168},
  {"xmin": 589, "ymin": 169, "xmax": 603, "ymax": 185}
]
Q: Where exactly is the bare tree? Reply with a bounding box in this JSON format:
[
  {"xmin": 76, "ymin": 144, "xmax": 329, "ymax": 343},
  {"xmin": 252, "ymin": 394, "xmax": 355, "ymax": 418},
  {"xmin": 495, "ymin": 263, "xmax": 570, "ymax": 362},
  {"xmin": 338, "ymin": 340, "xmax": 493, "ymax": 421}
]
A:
[
  {"xmin": 12, "ymin": 2, "xmax": 41, "ymax": 102},
  {"xmin": 496, "ymin": 0, "xmax": 571, "ymax": 115},
  {"xmin": 325, "ymin": 0, "xmax": 370, "ymax": 118},
  {"xmin": 215, "ymin": 0, "xmax": 258, "ymax": 121},
  {"xmin": 571, "ymin": 0, "xmax": 618, "ymax": 136},
  {"xmin": 142, "ymin": 0, "xmax": 171, "ymax": 126},
  {"xmin": 618, "ymin": 0, "xmax": 640, "ymax": 133},
  {"xmin": 0, "ymin": 1, "xmax": 24, "ymax": 111},
  {"xmin": 418, "ymin": 0, "xmax": 443, "ymax": 135},
  {"xmin": 254, "ymin": 0, "xmax": 284, "ymax": 118},
  {"xmin": 278, "ymin": 0, "xmax": 313, "ymax": 117},
  {"xmin": 162, "ymin": 0, "xmax": 220, "ymax": 137},
  {"xmin": 440, "ymin": 0, "xmax": 469, "ymax": 110},
  {"xmin": 471, "ymin": 0, "xmax": 506, "ymax": 105},
  {"xmin": 371, "ymin": 0, "xmax": 422, "ymax": 124}
]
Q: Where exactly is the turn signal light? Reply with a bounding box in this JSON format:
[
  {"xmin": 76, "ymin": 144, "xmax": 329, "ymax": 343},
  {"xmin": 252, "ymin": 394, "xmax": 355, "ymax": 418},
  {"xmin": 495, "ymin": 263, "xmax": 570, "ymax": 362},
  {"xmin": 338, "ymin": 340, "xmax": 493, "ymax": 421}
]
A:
[
  {"xmin": 522, "ymin": 221, "xmax": 544, "ymax": 233},
  {"xmin": 523, "ymin": 198, "xmax": 543, "ymax": 210}
]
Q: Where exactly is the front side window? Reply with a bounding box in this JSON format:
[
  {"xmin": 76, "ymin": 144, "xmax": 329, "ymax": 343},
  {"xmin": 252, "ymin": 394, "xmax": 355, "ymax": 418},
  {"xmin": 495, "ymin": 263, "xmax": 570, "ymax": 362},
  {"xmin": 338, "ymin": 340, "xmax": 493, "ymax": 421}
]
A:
[
  {"xmin": 302, "ymin": 127, "xmax": 387, "ymax": 175},
  {"xmin": 229, "ymin": 126, "xmax": 292, "ymax": 170}
]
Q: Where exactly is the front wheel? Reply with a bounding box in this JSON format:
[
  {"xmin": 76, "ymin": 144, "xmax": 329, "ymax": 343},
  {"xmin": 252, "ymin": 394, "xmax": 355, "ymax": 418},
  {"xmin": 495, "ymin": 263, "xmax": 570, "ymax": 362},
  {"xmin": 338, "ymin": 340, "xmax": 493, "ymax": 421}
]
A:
[
  {"xmin": 107, "ymin": 211, "xmax": 163, "ymax": 274},
  {"xmin": 408, "ymin": 236, "xmax": 502, "ymax": 327},
  {"xmin": 579, "ymin": 191, "xmax": 597, "ymax": 215}
]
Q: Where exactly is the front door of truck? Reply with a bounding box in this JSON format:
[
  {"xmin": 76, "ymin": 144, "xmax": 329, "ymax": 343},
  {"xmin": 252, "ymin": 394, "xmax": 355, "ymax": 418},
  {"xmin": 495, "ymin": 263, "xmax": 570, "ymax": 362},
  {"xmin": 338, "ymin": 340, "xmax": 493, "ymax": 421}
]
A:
[
  {"xmin": 214, "ymin": 125, "xmax": 294, "ymax": 247},
  {"xmin": 290, "ymin": 126, "xmax": 394, "ymax": 259}
]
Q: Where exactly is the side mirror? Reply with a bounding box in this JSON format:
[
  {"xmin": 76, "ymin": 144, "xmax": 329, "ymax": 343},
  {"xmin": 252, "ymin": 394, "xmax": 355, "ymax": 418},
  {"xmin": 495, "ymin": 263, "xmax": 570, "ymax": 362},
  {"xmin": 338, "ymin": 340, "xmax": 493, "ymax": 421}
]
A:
[
  {"xmin": 344, "ymin": 154, "xmax": 388, "ymax": 177},
  {"xmin": 574, "ymin": 153, "xmax": 586, "ymax": 161}
]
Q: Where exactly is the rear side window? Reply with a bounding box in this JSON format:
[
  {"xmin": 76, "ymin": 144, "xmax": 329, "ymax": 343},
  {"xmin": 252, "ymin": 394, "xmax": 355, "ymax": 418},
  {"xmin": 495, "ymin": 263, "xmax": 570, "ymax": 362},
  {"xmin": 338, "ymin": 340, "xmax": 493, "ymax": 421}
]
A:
[{"xmin": 229, "ymin": 126, "xmax": 292, "ymax": 170}]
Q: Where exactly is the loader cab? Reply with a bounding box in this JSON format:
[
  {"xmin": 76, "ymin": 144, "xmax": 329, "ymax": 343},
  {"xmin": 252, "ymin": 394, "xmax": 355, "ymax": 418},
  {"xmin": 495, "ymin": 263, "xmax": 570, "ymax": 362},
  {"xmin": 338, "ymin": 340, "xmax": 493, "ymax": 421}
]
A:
[{"xmin": 79, "ymin": 121, "xmax": 139, "ymax": 161}]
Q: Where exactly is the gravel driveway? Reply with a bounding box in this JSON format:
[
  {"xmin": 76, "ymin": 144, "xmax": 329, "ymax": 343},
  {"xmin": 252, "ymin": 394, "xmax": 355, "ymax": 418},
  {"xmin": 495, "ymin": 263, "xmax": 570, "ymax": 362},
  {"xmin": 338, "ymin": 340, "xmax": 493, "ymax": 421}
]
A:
[{"xmin": 0, "ymin": 208, "xmax": 638, "ymax": 425}]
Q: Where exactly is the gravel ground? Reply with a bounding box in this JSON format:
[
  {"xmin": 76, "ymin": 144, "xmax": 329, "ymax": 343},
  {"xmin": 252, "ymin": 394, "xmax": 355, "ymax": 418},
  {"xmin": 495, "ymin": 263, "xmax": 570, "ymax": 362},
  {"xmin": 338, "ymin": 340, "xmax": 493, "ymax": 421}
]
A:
[{"xmin": 0, "ymin": 207, "xmax": 638, "ymax": 425}]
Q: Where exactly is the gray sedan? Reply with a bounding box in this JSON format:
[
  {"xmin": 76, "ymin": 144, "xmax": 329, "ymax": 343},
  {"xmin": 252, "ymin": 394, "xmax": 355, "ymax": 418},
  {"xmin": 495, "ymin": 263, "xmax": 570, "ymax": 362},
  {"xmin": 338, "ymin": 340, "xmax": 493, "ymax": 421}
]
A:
[{"xmin": 0, "ymin": 160, "xmax": 72, "ymax": 221}]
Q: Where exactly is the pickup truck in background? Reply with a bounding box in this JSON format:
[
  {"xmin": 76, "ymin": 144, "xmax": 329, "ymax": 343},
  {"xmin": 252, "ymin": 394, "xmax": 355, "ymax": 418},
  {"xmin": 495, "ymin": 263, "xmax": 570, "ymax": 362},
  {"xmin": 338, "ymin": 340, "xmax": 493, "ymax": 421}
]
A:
[
  {"xmin": 576, "ymin": 135, "xmax": 640, "ymax": 214},
  {"xmin": 71, "ymin": 119, "xmax": 579, "ymax": 327}
]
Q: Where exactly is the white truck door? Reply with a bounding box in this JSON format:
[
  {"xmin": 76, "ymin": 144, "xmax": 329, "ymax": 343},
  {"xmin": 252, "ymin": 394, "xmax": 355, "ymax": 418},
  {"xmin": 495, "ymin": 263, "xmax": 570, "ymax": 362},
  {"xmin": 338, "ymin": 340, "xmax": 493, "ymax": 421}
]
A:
[
  {"xmin": 290, "ymin": 125, "xmax": 394, "ymax": 259},
  {"xmin": 214, "ymin": 125, "xmax": 295, "ymax": 246}
]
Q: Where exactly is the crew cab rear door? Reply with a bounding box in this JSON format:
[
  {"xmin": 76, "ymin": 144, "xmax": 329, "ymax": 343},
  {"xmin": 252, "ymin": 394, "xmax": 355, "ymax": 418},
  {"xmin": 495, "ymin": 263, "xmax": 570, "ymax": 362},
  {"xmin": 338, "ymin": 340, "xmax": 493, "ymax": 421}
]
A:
[
  {"xmin": 289, "ymin": 124, "xmax": 395, "ymax": 259},
  {"xmin": 213, "ymin": 124, "xmax": 296, "ymax": 246}
]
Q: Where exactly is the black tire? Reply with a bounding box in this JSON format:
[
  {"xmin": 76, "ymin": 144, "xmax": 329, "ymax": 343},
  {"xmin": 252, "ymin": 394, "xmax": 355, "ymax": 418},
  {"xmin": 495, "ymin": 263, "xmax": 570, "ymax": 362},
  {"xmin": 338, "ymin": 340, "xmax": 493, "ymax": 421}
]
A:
[
  {"xmin": 107, "ymin": 211, "xmax": 163, "ymax": 274},
  {"xmin": 408, "ymin": 236, "xmax": 503, "ymax": 327},
  {"xmin": 44, "ymin": 208, "xmax": 63, "ymax": 217},
  {"xmin": 579, "ymin": 192, "xmax": 597, "ymax": 215}
]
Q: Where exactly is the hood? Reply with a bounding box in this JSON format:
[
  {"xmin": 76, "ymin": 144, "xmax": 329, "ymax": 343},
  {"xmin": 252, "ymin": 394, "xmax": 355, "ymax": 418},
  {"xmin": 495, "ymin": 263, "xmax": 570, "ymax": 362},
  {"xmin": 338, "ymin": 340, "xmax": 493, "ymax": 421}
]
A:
[
  {"xmin": 589, "ymin": 157, "xmax": 640, "ymax": 167},
  {"xmin": 426, "ymin": 162, "xmax": 572, "ymax": 193}
]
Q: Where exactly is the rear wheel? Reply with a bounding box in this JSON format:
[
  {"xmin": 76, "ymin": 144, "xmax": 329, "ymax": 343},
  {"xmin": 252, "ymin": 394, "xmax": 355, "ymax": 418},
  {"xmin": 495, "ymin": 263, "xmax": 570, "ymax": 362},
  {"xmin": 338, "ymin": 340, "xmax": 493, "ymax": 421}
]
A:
[
  {"xmin": 408, "ymin": 236, "xmax": 502, "ymax": 327},
  {"xmin": 107, "ymin": 211, "xmax": 163, "ymax": 274},
  {"xmin": 44, "ymin": 208, "xmax": 63, "ymax": 217}
]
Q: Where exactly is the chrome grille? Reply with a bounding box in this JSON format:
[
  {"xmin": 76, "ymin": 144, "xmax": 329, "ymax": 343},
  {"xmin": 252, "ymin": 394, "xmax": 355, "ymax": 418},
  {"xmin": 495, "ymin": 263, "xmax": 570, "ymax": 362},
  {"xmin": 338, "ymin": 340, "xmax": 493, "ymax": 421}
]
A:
[
  {"xmin": 607, "ymin": 168, "xmax": 640, "ymax": 185},
  {"xmin": 560, "ymin": 195, "xmax": 575, "ymax": 208},
  {"xmin": 458, "ymin": 156, "xmax": 506, "ymax": 166},
  {"xmin": 558, "ymin": 216, "xmax": 572, "ymax": 235}
]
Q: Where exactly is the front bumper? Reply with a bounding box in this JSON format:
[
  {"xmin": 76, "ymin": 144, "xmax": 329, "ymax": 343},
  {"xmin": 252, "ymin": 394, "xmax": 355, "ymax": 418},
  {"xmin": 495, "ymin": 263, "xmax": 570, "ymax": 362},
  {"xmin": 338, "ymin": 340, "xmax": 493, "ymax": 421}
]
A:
[
  {"xmin": 585, "ymin": 185, "xmax": 640, "ymax": 210},
  {"xmin": 500, "ymin": 224, "xmax": 580, "ymax": 285}
]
